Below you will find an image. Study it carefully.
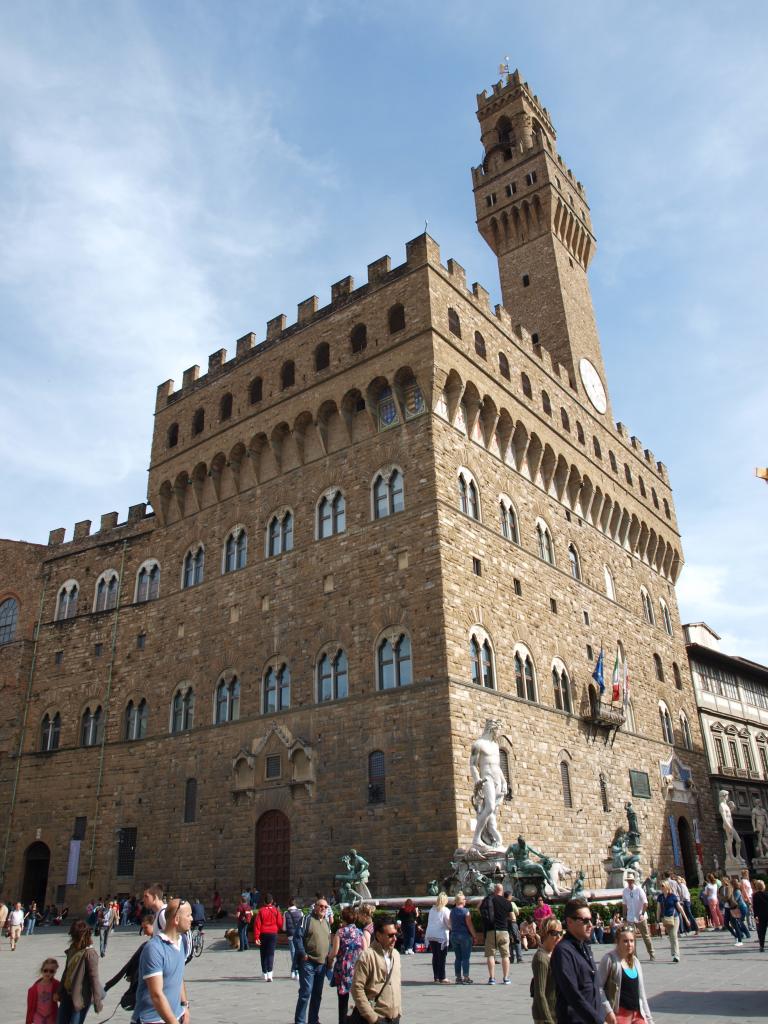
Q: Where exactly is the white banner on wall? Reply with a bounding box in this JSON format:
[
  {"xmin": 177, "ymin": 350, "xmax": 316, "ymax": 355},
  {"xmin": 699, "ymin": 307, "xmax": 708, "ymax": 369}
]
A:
[{"xmin": 66, "ymin": 840, "xmax": 81, "ymax": 885}]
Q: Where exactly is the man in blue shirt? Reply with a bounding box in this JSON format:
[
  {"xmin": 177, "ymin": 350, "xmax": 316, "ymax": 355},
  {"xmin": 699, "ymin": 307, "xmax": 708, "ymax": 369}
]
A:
[
  {"xmin": 551, "ymin": 899, "xmax": 616, "ymax": 1024},
  {"xmin": 134, "ymin": 897, "xmax": 193, "ymax": 1024}
]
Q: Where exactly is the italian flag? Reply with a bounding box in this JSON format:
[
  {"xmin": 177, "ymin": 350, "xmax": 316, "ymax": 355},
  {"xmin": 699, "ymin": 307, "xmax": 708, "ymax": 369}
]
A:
[{"xmin": 611, "ymin": 650, "xmax": 621, "ymax": 702}]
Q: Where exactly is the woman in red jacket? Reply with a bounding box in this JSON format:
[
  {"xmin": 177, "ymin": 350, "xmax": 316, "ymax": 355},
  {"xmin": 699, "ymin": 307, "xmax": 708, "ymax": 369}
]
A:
[
  {"xmin": 253, "ymin": 893, "xmax": 283, "ymax": 981},
  {"xmin": 27, "ymin": 958, "xmax": 60, "ymax": 1024}
]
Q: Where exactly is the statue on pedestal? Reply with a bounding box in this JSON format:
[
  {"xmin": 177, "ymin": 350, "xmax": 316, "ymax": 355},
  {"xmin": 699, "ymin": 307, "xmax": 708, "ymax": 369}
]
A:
[
  {"xmin": 625, "ymin": 801, "xmax": 641, "ymax": 846},
  {"xmin": 469, "ymin": 718, "xmax": 507, "ymax": 849},
  {"xmin": 719, "ymin": 789, "xmax": 745, "ymax": 866},
  {"xmin": 570, "ymin": 870, "xmax": 586, "ymax": 898},
  {"xmin": 751, "ymin": 798, "xmax": 768, "ymax": 858},
  {"xmin": 505, "ymin": 836, "xmax": 556, "ymax": 897},
  {"xmin": 642, "ymin": 869, "xmax": 659, "ymax": 902},
  {"xmin": 334, "ymin": 848, "xmax": 371, "ymax": 904},
  {"xmin": 609, "ymin": 830, "xmax": 641, "ymax": 872}
]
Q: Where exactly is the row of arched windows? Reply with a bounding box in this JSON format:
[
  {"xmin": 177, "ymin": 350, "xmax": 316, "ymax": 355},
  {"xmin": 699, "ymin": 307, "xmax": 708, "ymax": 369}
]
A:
[
  {"xmin": 54, "ymin": 472, "xmax": 406, "ymax": 618},
  {"xmin": 446, "ymin": 306, "xmax": 670, "ymax": 520},
  {"xmin": 659, "ymin": 701, "xmax": 694, "ymax": 750},
  {"xmin": 38, "ymin": 632, "xmax": 413, "ymax": 750},
  {"xmin": 455, "ymin": 468, "xmax": 677, "ymax": 634},
  {"xmin": 166, "ymin": 305, "xmax": 409, "ymax": 449}
]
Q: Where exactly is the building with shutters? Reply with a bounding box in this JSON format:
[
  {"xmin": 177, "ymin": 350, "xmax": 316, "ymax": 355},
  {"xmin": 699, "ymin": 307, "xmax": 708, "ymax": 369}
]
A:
[{"xmin": 0, "ymin": 70, "xmax": 718, "ymax": 908}]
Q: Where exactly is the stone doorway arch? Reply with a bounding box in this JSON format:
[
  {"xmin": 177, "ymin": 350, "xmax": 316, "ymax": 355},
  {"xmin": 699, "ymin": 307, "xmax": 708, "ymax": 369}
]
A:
[
  {"xmin": 22, "ymin": 841, "xmax": 51, "ymax": 907},
  {"xmin": 255, "ymin": 810, "xmax": 290, "ymax": 905}
]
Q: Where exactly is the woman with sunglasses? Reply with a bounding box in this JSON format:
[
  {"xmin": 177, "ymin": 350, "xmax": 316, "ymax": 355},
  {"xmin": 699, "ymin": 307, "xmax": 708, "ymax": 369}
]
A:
[
  {"xmin": 531, "ymin": 918, "xmax": 562, "ymax": 1024},
  {"xmin": 27, "ymin": 959, "xmax": 60, "ymax": 1024},
  {"xmin": 597, "ymin": 925, "xmax": 655, "ymax": 1024}
]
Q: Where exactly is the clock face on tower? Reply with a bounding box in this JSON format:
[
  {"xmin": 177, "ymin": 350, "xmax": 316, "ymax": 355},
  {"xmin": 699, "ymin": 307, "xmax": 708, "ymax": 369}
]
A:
[{"xmin": 579, "ymin": 358, "xmax": 607, "ymax": 414}]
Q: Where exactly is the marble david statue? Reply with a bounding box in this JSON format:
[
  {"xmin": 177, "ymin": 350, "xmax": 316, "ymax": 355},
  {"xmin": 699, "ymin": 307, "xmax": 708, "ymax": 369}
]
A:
[
  {"xmin": 719, "ymin": 788, "xmax": 744, "ymax": 865},
  {"xmin": 469, "ymin": 718, "xmax": 508, "ymax": 849}
]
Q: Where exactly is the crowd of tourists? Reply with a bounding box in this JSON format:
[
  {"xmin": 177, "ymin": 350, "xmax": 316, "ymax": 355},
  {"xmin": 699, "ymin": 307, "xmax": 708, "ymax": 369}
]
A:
[{"xmin": 2, "ymin": 866, "xmax": 766, "ymax": 1024}]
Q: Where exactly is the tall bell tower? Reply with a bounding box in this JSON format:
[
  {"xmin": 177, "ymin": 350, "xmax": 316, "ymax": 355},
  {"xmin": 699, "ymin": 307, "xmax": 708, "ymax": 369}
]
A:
[{"xmin": 472, "ymin": 70, "xmax": 612, "ymax": 420}]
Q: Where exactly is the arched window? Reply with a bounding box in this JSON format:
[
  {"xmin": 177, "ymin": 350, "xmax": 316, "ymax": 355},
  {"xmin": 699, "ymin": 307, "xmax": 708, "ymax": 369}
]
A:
[
  {"xmin": 560, "ymin": 760, "xmax": 573, "ymax": 808},
  {"xmin": 0, "ymin": 598, "xmax": 19, "ymax": 644},
  {"xmin": 604, "ymin": 566, "xmax": 616, "ymax": 601},
  {"xmin": 673, "ymin": 662, "xmax": 683, "ymax": 690},
  {"xmin": 514, "ymin": 649, "xmax": 537, "ymax": 702},
  {"xmin": 267, "ymin": 511, "xmax": 294, "ymax": 556},
  {"xmin": 576, "ymin": 422, "xmax": 585, "ymax": 445},
  {"xmin": 497, "ymin": 115, "xmax": 513, "ymax": 146},
  {"xmin": 521, "ymin": 372, "xmax": 532, "ymax": 399},
  {"xmin": 388, "ymin": 304, "xmax": 406, "ymax": 334},
  {"xmin": 680, "ymin": 712, "xmax": 693, "ymax": 751},
  {"xmin": 377, "ymin": 633, "xmax": 412, "ymax": 689},
  {"xmin": 552, "ymin": 665, "xmax": 572, "ymax": 714},
  {"xmin": 641, "ymin": 588, "xmax": 655, "ymax": 625},
  {"xmin": 280, "ymin": 360, "xmax": 295, "ymax": 389},
  {"xmin": 135, "ymin": 561, "xmax": 160, "ymax": 603},
  {"xmin": 560, "ymin": 408, "xmax": 570, "ymax": 432},
  {"xmin": 314, "ymin": 342, "xmax": 330, "ymax": 371},
  {"xmin": 458, "ymin": 470, "xmax": 480, "ymax": 520},
  {"xmin": 660, "ymin": 599, "xmax": 673, "ymax": 636},
  {"xmin": 191, "ymin": 408, "xmax": 205, "ymax": 435},
  {"xmin": 599, "ymin": 773, "xmax": 610, "ymax": 812},
  {"xmin": 373, "ymin": 468, "xmax": 404, "ymax": 519},
  {"xmin": 568, "ymin": 544, "xmax": 581, "ymax": 581},
  {"xmin": 499, "ymin": 352, "xmax": 510, "ymax": 380},
  {"xmin": 542, "ymin": 390, "xmax": 552, "ymax": 416},
  {"xmin": 639, "ymin": 477, "xmax": 647, "ymax": 498},
  {"xmin": 609, "ymin": 451, "xmax": 618, "ymax": 473},
  {"xmin": 167, "ymin": 422, "xmax": 179, "ymax": 448},
  {"xmin": 41, "ymin": 712, "xmax": 61, "ymax": 751},
  {"xmin": 182, "ymin": 546, "xmax": 205, "ymax": 588},
  {"xmin": 499, "ymin": 498, "xmax": 519, "ymax": 543},
  {"xmin": 499, "ymin": 748, "xmax": 512, "ymax": 800},
  {"xmin": 55, "ymin": 582, "xmax": 79, "ymax": 621},
  {"xmin": 469, "ymin": 632, "xmax": 495, "ymax": 689},
  {"xmin": 223, "ymin": 527, "xmax": 247, "ymax": 573},
  {"xmin": 215, "ymin": 675, "xmax": 241, "ymax": 724},
  {"xmin": 125, "ymin": 699, "xmax": 148, "ymax": 741},
  {"xmin": 350, "ymin": 323, "xmax": 367, "ymax": 353},
  {"xmin": 368, "ymin": 750, "xmax": 386, "ymax": 804},
  {"xmin": 317, "ymin": 649, "xmax": 349, "ymax": 702},
  {"xmin": 94, "ymin": 571, "xmax": 119, "ymax": 613},
  {"xmin": 474, "ymin": 331, "xmax": 487, "ymax": 359},
  {"xmin": 264, "ymin": 663, "xmax": 291, "ymax": 713},
  {"xmin": 171, "ymin": 687, "xmax": 194, "ymax": 733},
  {"xmin": 80, "ymin": 706, "xmax": 103, "ymax": 747},
  {"xmin": 249, "ymin": 377, "xmax": 263, "ymax": 404},
  {"xmin": 659, "ymin": 703, "xmax": 674, "ymax": 744},
  {"xmin": 447, "ymin": 308, "xmax": 461, "ymax": 338},
  {"xmin": 653, "ymin": 653, "xmax": 665, "ymax": 682},
  {"xmin": 219, "ymin": 392, "xmax": 233, "ymax": 421},
  {"xmin": 651, "ymin": 488, "xmax": 659, "ymax": 509},
  {"xmin": 536, "ymin": 521, "xmax": 555, "ymax": 565},
  {"xmin": 663, "ymin": 498, "xmax": 671, "ymax": 519},
  {"xmin": 184, "ymin": 778, "xmax": 197, "ymax": 823},
  {"xmin": 318, "ymin": 490, "xmax": 346, "ymax": 539}
]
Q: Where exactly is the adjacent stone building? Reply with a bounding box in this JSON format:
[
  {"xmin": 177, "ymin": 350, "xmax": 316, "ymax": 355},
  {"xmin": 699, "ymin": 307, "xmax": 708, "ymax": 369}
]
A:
[
  {"xmin": 0, "ymin": 70, "xmax": 718, "ymax": 908},
  {"xmin": 684, "ymin": 622, "xmax": 768, "ymax": 866}
]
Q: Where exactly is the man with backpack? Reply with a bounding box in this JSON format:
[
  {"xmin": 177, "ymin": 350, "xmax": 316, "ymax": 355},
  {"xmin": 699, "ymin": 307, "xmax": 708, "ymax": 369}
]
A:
[
  {"xmin": 481, "ymin": 883, "xmax": 515, "ymax": 984},
  {"xmin": 293, "ymin": 895, "xmax": 333, "ymax": 1024}
]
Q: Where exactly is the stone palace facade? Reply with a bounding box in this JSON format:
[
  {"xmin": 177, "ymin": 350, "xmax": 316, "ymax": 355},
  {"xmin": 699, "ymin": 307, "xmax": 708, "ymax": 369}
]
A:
[{"xmin": 0, "ymin": 71, "xmax": 719, "ymax": 908}]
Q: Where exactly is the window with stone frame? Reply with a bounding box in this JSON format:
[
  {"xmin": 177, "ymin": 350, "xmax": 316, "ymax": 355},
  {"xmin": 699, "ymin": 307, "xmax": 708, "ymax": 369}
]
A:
[
  {"xmin": 680, "ymin": 712, "xmax": 693, "ymax": 751},
  {"xmin": 568, "ymin": 543, "xmax": 581, "ymax": 581},
  {"xmin": 314, "ymin": 342, "xmax": 330, "ymax": 371},
  {"xmin": 55, "ymin": 582, "xmax": 79, "ymax": 621},
  {"xmin": 593, "ymin": 436, "xmax": 602, "ymax": 459},
  {"xmin": 124, "ymin": 698, "xmax": 148, "ymax": 741},
  {"xmin": 604, "ymin": 566, "xmax": 616, "ymax": 601},
  {"xmin": 318, "ymin": 490, "xmax": 346, "ymax": 539},
  {"xmin": 317, "ymin": 649, "xmax": 349, "ymax": 702},
  {"xmin": 182, "ymin": 546, "xmax": 205, "ymax": 589},
  {"xmin": 599, "ymin": 773, "xmax": 610, "ymax": 812},
  {"xmin": 499, "ymin": 497, "xmax": 519, "ymax": 543},
  {"xmin": 552, "ymin": 665, "xmax": 572, "ymax": 714},
  {"xmin": 171, "ymin": 687, "xmax": 194, "ymax": 733},
  {"xmin": 80, "ymin": 706, "xmax": 103, "ymax": 747},
  {"xmin": 249, "ymin": 376, "xmax": 263, "ymax": 404},
  {"xmin": 499, "ymin": 748, "xmax": 512, "ymax": 800},
  {"xmin": 660, "ymin": 599, "xmax": 673, "ymax": 636},
  {"xmin": 215, "ymin": 675, "xmax": 241, "ymax": 724},
  {"xmin": 373, "ymin": 468, "xmax": 404, "ymax": 519},
  {"xmin": 377, "ymin": 633, "xmax": 412, "ymax": 690},
  {"xmin": 659, "ymin": 703, "xmax": 674, "ymax": 744},
  {"xmin": 388, "ymin": 303, "xmax": 406, "ymax": 334},
  {"xmin": 641, "ymin": 587, "xmax": 655, "ymax": 626},
  {"xmin": 368, "ymin": 750, "xmax": 386, "ymax": 804},
  {"xmin": 191, "ymin": 407, "xmax": 205, "ymax": 435},
  {"xmin": 94, "ymin": 571, "xmax": 119, "ymax": 613},
  {"xmin": 515, "ymin": 650, "xmax": 537, "ymax": 702},
  {"xmin": 560, "ymin": 407, "xmax": 570, "ymax": 432},
  {"xmin": 223, "ymin": 527, "xmax": 247, "ymax": 573},
  {"xmin": 447, "ymin": 308, "xmax": 462, "ymax": 338},
  {"xmin": 560, "ymin": 760, "xmax": 573, "ymax": 808},
  {"xmin": 498, "ymin": 351, "xmax": 510, "ymax": 380},
  {"xmin": 536, "ymin": 520, "xmax": 555, "ymax": 565},
  {"xmin": 135, "ymin": 561, "xmax": 160, "ymax": 602},
  {"xmin": 469, "ymin": 632, "xmax": 495, "ymax": 689},
  {"xmin": 281, "ymin": 360, "xmax": 295, "ymax": 389},
  {"xmin": 40, "ymin": 712, "xmax": 61, "ymax": 751},
  {"xmin": 264, "ymin": 663, "xmax": 291, "ymax": 713},
  {"xmin": 474, "ymin": 331, "xmax": 487, "ymax": 359},
  {"xmin": 458, "ymin": 469, "xmax": 480, "ymax": 520},
  {"xmin": 219, "ymin": 392, "xmax": 233, "ymax": 421},
  {"xmin": 0, "ymin": 597, "xmax": 19, "ymax": 645},
  {"xmin": 653, "ymin": 653, "xmax": 665, "ymax": 682},
  {"xmin": 267, "ymin": 511, "xmax": 294, "ymax": 557},
  {"xmin": 350, "ymin": 323, "xmax": 368, "ymax": 353},
  {"xmin": 116, "ymin": 827, "xmax": 138, "ymax": 876},
  {"xmin": 521, "ymin": 372, "xmax": 532, "ymax": 399},
  {"xmin": 542, "ymin": 390, "xmax": 552, "ymax": 416},
  {"xmin": 166, "ymin": 422, "xmax": 179, "ymax": 448}
]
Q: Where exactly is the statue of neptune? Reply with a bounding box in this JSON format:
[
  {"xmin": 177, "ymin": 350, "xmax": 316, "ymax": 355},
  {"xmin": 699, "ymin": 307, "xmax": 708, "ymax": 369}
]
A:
[{"xmin": 469, "ymin": 718, "xmax": 507, "ymax": 848}]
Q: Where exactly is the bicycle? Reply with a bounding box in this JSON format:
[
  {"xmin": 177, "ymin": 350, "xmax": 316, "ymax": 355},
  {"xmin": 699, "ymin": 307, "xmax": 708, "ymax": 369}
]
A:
[{"xmin": 191, "ymin": 923, "xmax": 205, "ymax": 957}]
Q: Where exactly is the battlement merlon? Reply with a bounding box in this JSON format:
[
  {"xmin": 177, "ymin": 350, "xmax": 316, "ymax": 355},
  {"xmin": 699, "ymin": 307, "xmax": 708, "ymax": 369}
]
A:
[
  {"xmin": 46, "ymin": 503, "xmax": 152, "ymax": 549},
  {"xmin": 476, "ymin": 69, "xmax": 556, "ymax": 142},
  {"xmin": 155, "ymin": 232, "xmax": 443, "ymax": 406}
]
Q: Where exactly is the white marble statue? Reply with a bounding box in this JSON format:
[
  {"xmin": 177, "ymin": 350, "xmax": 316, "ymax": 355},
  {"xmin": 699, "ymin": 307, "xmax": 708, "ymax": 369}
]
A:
[
  {"xmin": 752, "ymin": 799, "xmax": 768, "ymax": 858},
  {"xmin": 469, "ymin": 718, "xmax": 507, "ymax": 849},
  {"xmin": 719, "ymin": 788, "xmax": 743, "ymax": 862}
]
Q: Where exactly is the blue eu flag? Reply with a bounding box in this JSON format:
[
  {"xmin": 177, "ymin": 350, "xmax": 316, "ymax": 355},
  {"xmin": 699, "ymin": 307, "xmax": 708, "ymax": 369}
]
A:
[{"xmin": 592, "ymin": 647, "xmax": 605, "ymax": 694}]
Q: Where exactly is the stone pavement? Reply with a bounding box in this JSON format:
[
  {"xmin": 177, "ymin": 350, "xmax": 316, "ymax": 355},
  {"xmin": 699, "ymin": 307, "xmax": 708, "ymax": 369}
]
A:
[{"xmin": 0, "ymin": 924, "xmax": 765, "ymax": 1023}]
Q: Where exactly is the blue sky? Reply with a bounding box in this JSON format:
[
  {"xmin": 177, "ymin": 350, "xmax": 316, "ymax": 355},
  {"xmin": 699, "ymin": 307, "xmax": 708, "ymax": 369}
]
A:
[{"xmin": 1, "ymin": 1, "xmax": 766, "ymax": 660}]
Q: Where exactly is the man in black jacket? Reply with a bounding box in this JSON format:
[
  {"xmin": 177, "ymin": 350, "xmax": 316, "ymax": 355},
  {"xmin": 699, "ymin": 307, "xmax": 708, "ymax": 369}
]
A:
[{"xmin": 550, "ymin": 899, "xmax": 616, "ymax": 1024}]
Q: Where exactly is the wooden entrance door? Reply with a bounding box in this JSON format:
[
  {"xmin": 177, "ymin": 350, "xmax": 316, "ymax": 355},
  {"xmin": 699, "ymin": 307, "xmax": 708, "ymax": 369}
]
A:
[{"xmin": 255, "ymin": 810, "xmax": 290, "ymax": 905}]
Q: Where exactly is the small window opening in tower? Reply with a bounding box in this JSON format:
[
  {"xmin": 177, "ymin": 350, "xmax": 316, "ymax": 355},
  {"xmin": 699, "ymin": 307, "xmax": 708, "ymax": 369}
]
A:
[
  {"xmin": 505, "ymin": 182, "xmax": 517, "ymax": 197},
  {"xmin": 526, "ymin": 171, "xmax": 537, "ymax": 186},
  {"xmin": 522, "ymin": 274, "xmax": 530, "ymax": 287}
]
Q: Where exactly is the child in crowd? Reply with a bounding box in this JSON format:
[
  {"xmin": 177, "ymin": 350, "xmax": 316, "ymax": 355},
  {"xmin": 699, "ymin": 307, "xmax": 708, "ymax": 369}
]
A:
[{"xmin": 26, "ymin": 959, "xmax": 60, "ymax": 1024}]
